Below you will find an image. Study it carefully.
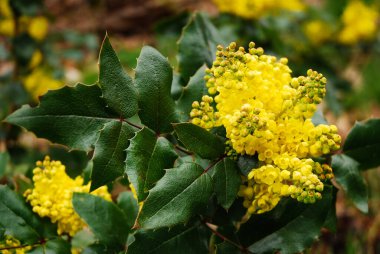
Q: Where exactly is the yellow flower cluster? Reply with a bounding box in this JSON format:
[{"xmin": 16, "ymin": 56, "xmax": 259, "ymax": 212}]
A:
[
  {"xmin": 191, "ymin": 42, "xmax": 341, "ymax": 214},
  {"xmin": 24, "ymin": 156, "xmax": 111, "ymax": 236},
  {"xmin": 0, "ymin": 236, "xmax": 31, "ymax": 254},
  {"xmin": 23, "ymin": 69, "xmax": 64, "ymax": 101},
  {"xmin": 212, "ymin": 0, "xmax": 305, "ymax": 19},
  {"xmin": 338, "ymin": 0, "xmax": 379, "ymax": 44},
  {"xmin": 303, "ymin": 20, "xmax": 334, "ymax": 45},
  {"xmin": 0, "ymin": 0, "xmax": 49, "ymax": 40}
]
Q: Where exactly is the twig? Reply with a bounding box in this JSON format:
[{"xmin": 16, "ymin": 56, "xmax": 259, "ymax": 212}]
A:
[
  {"xmin": 203, "ymin": 155, "xmax": 226, "ymax": 174},
  {"xmin": 123, "ymin": 119, "xmax": 143, "ymax": 130}
]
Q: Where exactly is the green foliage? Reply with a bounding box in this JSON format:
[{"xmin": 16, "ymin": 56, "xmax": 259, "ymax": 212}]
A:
[
  {"xmin": 332, "ymin": 154, "xmax": 368, "ymax": 213},
  {"xmin": 98, "ymin": 35, "xmax": 138, "ymax": 119},
  {"xmin": 73, "ymin": 193, "xmax": 130, "ymax": 248},
  {"xmin": 135, "ymin": 46, "xmax": 178, "ymax": 134},
  {"xmin": 91, "ymin": 121, "xmax": 135, "ymax": 191},
  {"xmin": 174, "ymin": 123, "xmax": 225, "ymax": 159},
  {"xmin": 343, "ymin": 118, "xmax": 380, "ymax": 170},
  {"xmin": 136, "ymin": 162, "xmax": 213, "ymax": 229}
]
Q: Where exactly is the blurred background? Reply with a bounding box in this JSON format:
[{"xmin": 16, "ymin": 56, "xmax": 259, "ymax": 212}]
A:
[{"xmin": 1, "ymin": 0, "xmax": 380, "ymax": 253}]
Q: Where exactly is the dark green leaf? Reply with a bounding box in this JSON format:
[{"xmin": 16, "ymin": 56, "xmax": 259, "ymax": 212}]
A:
[
  {"xmin": 176, "ymin": 65, "xmax": 208, "ymax": 121},
  {"xmin": 128, "ymin": 224, "xmax": 209, "ymax": 254},
  {"xmin": 73, "ymin": 193, "xmax": 129, "ymax": 247},
  {"xmin": 216, "ymin": 242, "xmax": 242, "ymax": 254},
  {"xmin": 211, "ymin": 158, "xmax": 241, "ymax": 210},
  {"xmin": 117, "ymin": 191, "xmax": 139, "ymax": 229},
  {"xmin": 125, "ymin": 128, "xmax": 178, "ymax": 202},
  {"xmin": 332, "ymin": 154, "xmax": 368, "ymax": 213},
  {"xmin": 98, "ymin": 35, "xmax": 138, "ymax": 118},
  {"xmin": 174, "ymin": 123, "xmax": 225, "ymax": 159},
  {"xmin": 0, "ymin": 185, "xmax": 40, "ymax": 243},
  {"xmin": 136, "ymin": 162, "xmax": 213, "ymax": 229},
  {"xmin": 177, "ymin": 12, "xmax": 224, "ymax": 83},
  {"xmin": 28, "ymin": 238, "xmax": 71, "ymax": 254},
  {"xmin": 241, "ymin": 187, "xmax": 332, "ymax": 254},
  {"xmin": 0, "ymin": 151, "xmax": 9, "ymax": 177},
  {"xmin": 343, "ymin": 119, "xmax": 380, "ymax": 170},
  {"xmin": 90, "ymin": 121, "xmax": 135, "ymax": 191},
  {"xmin": 5, "ymin": 84, "xmax": 116, "ymax": 151},
  {"xmin": 237, "ymin": 155, "xmax": 259, "ymax": 176},
  {"xmin": 135, "ymin": 46, "xmax": 178, "ymax": 134}
]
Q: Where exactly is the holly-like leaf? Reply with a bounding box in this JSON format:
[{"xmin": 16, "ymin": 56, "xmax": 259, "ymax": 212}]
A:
[
  {"xmin": 215, "ymin": 242, "xmax": 242, "ymax": 254},
  {"xmin": 72, "ymin": 193, "xmax": 129, "ymax": 248},
  {"xmin": 0, "ymin": 185, "xmax": 41, "ymax": 243},
  {"xmin": 174, "ymin": 123, "xmax": 225, "ymax": 160},
  {"xmin": 135, "ymin": 46, "xmax": 178, "ymax": 134},
  {"xmin": 236, "ymin": 187, "xmax": 332, "ymax": 254},
  {"xmin": 125, "ymin": 127, "xmax": 178, "ymax": 202},
  {"xmin": 136, "ymin": 162, "xmax": 213, "ymax": 229},
  {"xmin": 98, "ymin": 35, "xmax": 138, "ymax": 119},
  {"xmin": 128, "ymin": 224, "xmax": 209, "ymax": 254},
  {"xmin": 211, "ymin": 158, "xmax": 241, "ymax": 210},
  {"xmin": 117, "ymin": 191, "xmax": 139, "ymax": 229},
  {"xmin": 237, "ymin": 155, "xmax": 259, "ymax": 176},
  {"xmin": 176, "ymin": 65, "xmax": 208, "ymax": 121},
  {"xmin": 0, "ymin": 151, "xmax": 9, "ymax": 178},
  {"xmin": 5, "ymin": 84, "xmax": 116, "ymax": 152},
  {"xmin": 177, "ymin": 12, "xmax": 224, "ymax": 84},
  {"xmin": 332, "ymin": 154, "xmax": 368, "ymax": 213},
  {"xmin": 28, "ymin": 238, "xmax": 71, "ymax": 254},
  {"xmin": 90, "ymin": 121, "xmax": 135, "ymax": 191},
  {"xmin": 343, "ymin": 119, "xmax": 380, "ymax": 170}
]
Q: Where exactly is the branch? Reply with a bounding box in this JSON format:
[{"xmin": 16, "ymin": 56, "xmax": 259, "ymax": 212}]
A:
[{"xmin": 203, "ymin": 221, "xmax": 250, "ymax": 253}]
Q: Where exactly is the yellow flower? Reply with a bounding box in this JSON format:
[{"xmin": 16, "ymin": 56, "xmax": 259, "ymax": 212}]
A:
[
  {"xmin": 338, "ymin": 0, "xmax": 378, "ymax": 44},
  {"xmin": 0, "ymin": 236, "xmax": 32, "ymax": 254},
  {"xmin": 24, "ymin": 156, "xmax": 112, "ymax": 236},
  {"xmin": 212, "ymin": 0, "xmax": 305, "ymax": 19},
  {"xmin": 191, "ymin": 42, "xmax": 341, "ymax": 214},
  {"xmin": 28, "ymin": 50, "xmax": 43, "ymax": 69},
  {"xmin": 23, "ymin": 68, "xmax": 64, "ymax": 101},
  {"xmin": 28, "ymin": 16, "xmax": 49, "ymax": 41},
  {"xmin": 0, "ymin": 0, "xmax": 12, "ymax": 18},
  {"xmin": 0, "ymin": 19, "xmax": 14, "ymax": 36},
  {"xmin": 304, "ymin": 20, "xmax": 333, "ymax": 45}
]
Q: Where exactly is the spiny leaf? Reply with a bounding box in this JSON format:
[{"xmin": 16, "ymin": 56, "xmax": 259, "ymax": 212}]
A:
[
  {"xmin": 174, "ymin": 123, "xmax": 225, "ymax": 159},
  {"xmin": 90, "ymin": 121, "xmax": 135, "ymax": 191},
  {"xmin": 73, "ymin": 193, "xmax": 129, "ymax": 247},
  {"xmin": 128, "ymin": 224, "xmax": 210, "ymax": 254},
  {"xmin": 211, "ymin": 158, "xmax": 241, "ymax": 210},
  {"xmin": 176, "ymin": 65, "xmax": 208, "ymax": 121},
  {"xmin": 5, "ymin": 84, "xmax": 116, "ymax": 152},
  {"xmin": 136, "ymin": 162, "xmax": 213, "ymax": 229},
  {"xmin": 135, "ymin": 46, "xmax": 179, "ymax": 134},
  {"xmin": 125, "ymin": 127, "xmax": 178, "ymax": 202},
  {"xmin": 343, "ymin": 118, "xmax": 380, "ymax": 170},
  {"xmin": 177, "ymin": 12, "xmax": 224, "ymax": 84},
  {"xmin": 332, "ymin": 154, "xmax": 368, "ymax": 213},
  {"xmin": 98, "ymin": 35, "xmax": 138, "ymax": 119},
  {"xmin": 117, "ymin": 191, "xmax": 139, "ymax": 229}
]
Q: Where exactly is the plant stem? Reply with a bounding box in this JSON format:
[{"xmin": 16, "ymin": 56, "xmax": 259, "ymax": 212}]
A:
[
  {"xmin": 203, "ymin": 155, "xmax": 226, "ymax": 174},
  {"xmin": 174, "ymin": 144, "xmax": 193, "ymax": 155}
]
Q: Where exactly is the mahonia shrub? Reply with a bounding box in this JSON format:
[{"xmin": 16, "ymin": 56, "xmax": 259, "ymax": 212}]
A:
[{"xmin": 1, "ymin": 13, "xmax": 378, "ymax": 254}]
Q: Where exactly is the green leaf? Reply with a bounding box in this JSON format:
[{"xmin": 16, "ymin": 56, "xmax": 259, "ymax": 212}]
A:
[
  {"xmin": 0, "ymin": 151, "xmax": 9, "ymax": 177},
  {"xmin": 90, "ymin": 121, "xmax": 135, "ymax": 191},
  {"xmin": 128, "ymin": 224, "xmax": 209, "ymax": 254},
  {"xmin": 73, "ymin": 193, "xmax": 129, "ymax": 247},
  {"xmin": 136, "ymin": 162, "xmax": 213, "ymax": 229},
  {"xmin": 28, "ymin": 238, "xmax": 71, "ymax": 254},
  {"xmin": 174, "ymin": 123, "xmax": 225, "ymax": 159},
  {"xmin": 125, "ymin": 128, "xmax": 178, "ymax": 202},
  {"xmin": 240, "ymin": 187, "xmax": 332, "ymax": 254},
  {"xmin": 211, "ymin": 158, "xmax": 241, "ymax": 210},
  {"xmin": 5, "ymin": 84, "xmax": 116, "ymax": 152},
  {"xmin": 343, "ymin": 119, "xmax": 380, "ymax": 170},
  {"xmin": 98, "ymin": 35, "xmax": 138, "ymax": 118},
  {"xmin": 117, "ymin": 191, "xmax": 139, "ymax": 229},
  {"xmin": 135, "ymin": 46, "xmax": 178, "ymax": 134},
  {"xmin": 215, "ymin": 242, "xmax": 242, "ymax": 254},
  {"xmin": 0, "ymin": 186, "xmax": 40, "ymax": 243},
  {"xmin": 177, "ymin": 12, "xmax": 224, "ymax": 84},
  {"xmin": 237, "ymin": 155, "xmax": 259, "ymax": 176},
  {"xmin": 332, "ymin": 154, "xmax": 368, "ymax": 213},
  {"xmin": 176, "ymin": 65, "xmax": 208, "ymax": 121}
]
